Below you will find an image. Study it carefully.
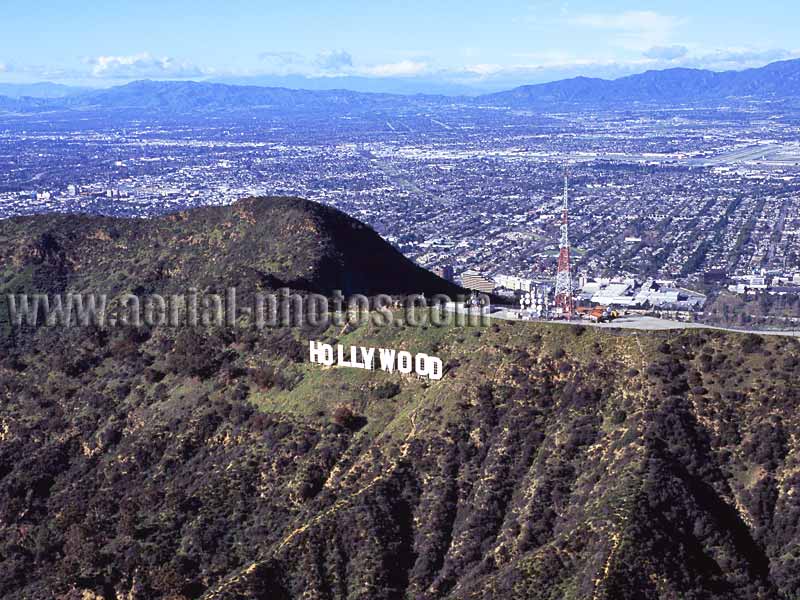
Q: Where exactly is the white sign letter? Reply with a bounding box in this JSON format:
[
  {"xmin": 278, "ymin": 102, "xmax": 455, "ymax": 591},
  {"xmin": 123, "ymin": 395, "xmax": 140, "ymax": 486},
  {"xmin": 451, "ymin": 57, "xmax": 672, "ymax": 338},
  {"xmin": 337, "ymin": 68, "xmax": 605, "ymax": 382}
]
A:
[
  {"xmin": 379, "ymin": 348, "xmax": 396, "ymax": 372},
  {"xmin": 397, "ymin": 351, "xmax": 413, "ymax": 374}
]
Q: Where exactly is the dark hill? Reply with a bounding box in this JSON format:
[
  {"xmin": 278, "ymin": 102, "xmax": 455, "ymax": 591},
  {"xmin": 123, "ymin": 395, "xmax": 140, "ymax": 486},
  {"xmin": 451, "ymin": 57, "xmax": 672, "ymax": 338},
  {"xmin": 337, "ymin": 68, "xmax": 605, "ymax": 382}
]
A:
[{"xmin": 0, "ymin": 196, "xmax": 462, "ymax": 302}]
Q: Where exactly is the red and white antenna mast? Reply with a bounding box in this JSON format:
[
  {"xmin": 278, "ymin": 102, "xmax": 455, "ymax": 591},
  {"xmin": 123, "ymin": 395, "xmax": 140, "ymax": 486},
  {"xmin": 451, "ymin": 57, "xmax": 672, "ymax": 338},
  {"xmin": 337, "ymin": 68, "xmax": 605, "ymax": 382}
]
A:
[{"xmin": 553, "ymin": 168, "xmax": 574, "ymax": 318}]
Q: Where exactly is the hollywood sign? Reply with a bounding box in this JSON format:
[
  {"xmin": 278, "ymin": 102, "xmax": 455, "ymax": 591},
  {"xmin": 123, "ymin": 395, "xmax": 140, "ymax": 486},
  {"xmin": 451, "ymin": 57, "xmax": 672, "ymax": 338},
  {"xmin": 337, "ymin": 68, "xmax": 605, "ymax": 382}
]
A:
[{"xmin": 309, "ymin": 341, "xmax": 443, "ymax": 381}]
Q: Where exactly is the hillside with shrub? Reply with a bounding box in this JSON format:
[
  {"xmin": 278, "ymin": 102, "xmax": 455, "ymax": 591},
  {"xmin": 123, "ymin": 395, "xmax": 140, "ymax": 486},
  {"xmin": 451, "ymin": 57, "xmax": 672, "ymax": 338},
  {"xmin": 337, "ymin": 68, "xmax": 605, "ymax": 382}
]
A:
[
  {"xmin": 1, "ymin": 199, "xmax": 800, "ymax": 599},
  {"xmin": 0, "ymin": 195, "xmax": 462, "ymax": 311}
]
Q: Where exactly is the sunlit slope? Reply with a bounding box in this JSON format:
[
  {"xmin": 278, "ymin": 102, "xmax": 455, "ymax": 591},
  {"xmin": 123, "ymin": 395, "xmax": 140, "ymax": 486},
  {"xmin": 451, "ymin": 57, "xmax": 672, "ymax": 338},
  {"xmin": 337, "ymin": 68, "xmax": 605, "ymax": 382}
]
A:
[{"xmin": 2, "ymin": 311, "xmax": 799, "ymax": 598}]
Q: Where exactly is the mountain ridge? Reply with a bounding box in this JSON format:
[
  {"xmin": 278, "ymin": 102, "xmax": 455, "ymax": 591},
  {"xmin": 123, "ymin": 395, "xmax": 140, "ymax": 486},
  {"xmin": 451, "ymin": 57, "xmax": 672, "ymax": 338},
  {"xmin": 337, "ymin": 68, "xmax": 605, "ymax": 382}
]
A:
[
  {"xmin": 484, "ymin": 58, "xmax": 800, "ymax": 105},
  {"xmin": 0, "ymin": 196, "xmax": 462, "ymax": 308},
  {"xmin": 0, "ymin": 82, "xmax": 88, "ymax": 99},
  {"xmin": 2, "ymin": 58, "xmax": 800, "ymax": 113}
]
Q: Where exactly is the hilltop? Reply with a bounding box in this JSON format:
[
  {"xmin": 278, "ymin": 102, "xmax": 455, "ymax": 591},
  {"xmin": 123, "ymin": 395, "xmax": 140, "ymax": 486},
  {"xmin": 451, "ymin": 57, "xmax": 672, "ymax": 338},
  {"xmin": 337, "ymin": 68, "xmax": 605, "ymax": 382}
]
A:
[
  {"xmin": 0, "ymin": 196, "xmax": 462, "ymax": 304},
  {"xmin": 0, "ymin": 199, "xmax": 799, "ymax": 599}
]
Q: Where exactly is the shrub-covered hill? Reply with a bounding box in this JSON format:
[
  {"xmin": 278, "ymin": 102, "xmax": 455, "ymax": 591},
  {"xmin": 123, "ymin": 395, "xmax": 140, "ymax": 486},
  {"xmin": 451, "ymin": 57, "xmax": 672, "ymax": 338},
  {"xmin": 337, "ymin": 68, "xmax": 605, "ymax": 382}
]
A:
[
  {"xmin": 0, "ymin": 195, "xmax": 462, "ymax": 301},
  {"xmin": 2, "ymin": 312, "xmax": 800, "ymax": 598},
  {"xmin": 2, "ymin": 200, "xmax": 800, "ymax": 599}
]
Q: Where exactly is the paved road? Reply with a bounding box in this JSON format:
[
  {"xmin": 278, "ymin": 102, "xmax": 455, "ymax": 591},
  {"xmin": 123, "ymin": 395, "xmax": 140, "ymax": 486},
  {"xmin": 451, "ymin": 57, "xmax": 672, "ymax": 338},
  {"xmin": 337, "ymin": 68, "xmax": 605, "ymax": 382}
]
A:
[
  {"xmin": 690, "ymin": 144, "xmax": 783, "ymax": 167},
  {"xmin": 768, "ymin": 198, "xmax": 789, "ymax": 264},
  {"xmin": 495, "ymin": 310, "xmax": 800, "ymax": 338},
  {"xmin": 446, "ymin": 304, "xmax": 800, "ymax": 338}
]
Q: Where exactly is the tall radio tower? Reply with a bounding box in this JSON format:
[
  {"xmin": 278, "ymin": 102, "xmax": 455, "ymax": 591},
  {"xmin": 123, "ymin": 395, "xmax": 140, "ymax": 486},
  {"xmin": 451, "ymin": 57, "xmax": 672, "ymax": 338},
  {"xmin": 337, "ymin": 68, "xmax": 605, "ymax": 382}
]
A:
[{"xmin": 553, "ymin": 169, "xmax": 574, "ymax": 318}]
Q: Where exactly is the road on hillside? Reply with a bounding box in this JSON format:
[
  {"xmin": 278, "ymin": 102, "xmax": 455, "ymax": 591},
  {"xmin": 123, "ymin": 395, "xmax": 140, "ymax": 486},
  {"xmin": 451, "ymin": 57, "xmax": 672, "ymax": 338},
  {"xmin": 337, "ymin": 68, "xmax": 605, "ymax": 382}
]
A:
[
  {"xmin": 445, "ymin": 304, "xmax": 800, "ymax": 338},
  {"xmin": 496, "ymin": 310, "xmax": 800, "ymax": 337}
]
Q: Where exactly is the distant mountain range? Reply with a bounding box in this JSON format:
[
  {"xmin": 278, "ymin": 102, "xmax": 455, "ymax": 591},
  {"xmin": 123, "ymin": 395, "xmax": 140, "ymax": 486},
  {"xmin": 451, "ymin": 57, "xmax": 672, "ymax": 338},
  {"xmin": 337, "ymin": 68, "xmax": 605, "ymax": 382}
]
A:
[
  {"xmin": 1, "ymin": 58, "xmax": 800, "ymax": 114},
  {"xmin": 0, "ymin": 82, "xmax": 89, "ymax": 99},
  {"xmin": 213, "ymin": 73, "xmax": 479, "ymax": 96},
  {"xmin": 0, "ymin": 79, "xmax": 423, "ymax": 115},
  {"xmin": 485, "ymin": 58, "xmax": 800, "ymax": 106},
  {"xmin": 64, "ymin": 80, "xmax": 405, "ymax": 113}
]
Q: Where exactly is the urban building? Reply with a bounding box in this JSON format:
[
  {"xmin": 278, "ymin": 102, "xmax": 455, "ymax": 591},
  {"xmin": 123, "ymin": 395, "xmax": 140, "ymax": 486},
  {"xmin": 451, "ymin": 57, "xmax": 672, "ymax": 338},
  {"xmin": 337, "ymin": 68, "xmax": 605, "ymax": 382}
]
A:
[
  {"xmin": 461, "ymin": 270, "xmax": 495, "ymax": 294},
  {"xmin": 495, "ymin": 274, "xmax": 533, "ymax": 292}
]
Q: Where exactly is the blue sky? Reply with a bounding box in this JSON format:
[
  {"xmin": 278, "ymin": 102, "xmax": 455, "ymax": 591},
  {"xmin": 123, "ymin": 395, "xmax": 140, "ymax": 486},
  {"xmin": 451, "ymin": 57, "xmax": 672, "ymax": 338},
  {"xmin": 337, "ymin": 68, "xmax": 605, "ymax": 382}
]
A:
[{"xmin": 0, "ymin": 1, "xmax": 798, "ymax": 89}]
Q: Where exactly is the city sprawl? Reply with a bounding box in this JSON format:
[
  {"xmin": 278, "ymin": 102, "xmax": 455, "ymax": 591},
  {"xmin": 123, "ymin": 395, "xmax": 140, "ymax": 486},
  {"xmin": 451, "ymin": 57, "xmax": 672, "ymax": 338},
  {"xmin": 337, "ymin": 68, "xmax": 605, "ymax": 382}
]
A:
[{"xmin": 2, "ymin": 98, "xmax": 800, "ymax": 326}]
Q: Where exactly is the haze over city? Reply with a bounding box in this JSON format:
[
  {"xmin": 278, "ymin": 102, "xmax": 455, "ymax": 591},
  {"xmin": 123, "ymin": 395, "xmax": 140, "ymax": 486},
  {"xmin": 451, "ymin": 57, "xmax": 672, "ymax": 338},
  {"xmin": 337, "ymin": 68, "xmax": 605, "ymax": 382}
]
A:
[{"xmin": 1, "ymin": 1, "xmax": 799, "ymax": 93}]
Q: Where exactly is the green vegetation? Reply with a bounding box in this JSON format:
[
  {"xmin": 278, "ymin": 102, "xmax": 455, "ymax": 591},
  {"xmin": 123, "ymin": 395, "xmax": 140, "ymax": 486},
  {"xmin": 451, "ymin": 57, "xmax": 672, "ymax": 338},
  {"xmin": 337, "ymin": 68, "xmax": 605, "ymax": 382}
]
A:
[
  {"xmin": 705, "ymin": 289, "xmax": 800, "ymax": 329},
  {"xmin": 0, "ymin": 196, "xmax": 463, "ymax": 335},
  {"xmin": 1, "ymin": 198, "xmax": 799, "ymax": 599}
]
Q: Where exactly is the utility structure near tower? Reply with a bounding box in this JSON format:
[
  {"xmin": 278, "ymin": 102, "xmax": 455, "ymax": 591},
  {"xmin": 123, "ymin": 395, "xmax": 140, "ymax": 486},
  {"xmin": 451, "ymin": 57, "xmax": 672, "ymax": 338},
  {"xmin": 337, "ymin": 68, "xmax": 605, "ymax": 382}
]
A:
[{"xmin": 553, "ymin": 169, "xmax": 574, "ymax": 318}]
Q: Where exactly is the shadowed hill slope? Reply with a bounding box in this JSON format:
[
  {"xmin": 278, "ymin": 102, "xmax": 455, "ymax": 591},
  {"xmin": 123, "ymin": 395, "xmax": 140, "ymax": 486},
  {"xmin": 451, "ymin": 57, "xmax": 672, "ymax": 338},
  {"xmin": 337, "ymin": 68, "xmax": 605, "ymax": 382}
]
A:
[{"xmin": 0, "ymin": 196, "xmax": 462, "ymax": 302}]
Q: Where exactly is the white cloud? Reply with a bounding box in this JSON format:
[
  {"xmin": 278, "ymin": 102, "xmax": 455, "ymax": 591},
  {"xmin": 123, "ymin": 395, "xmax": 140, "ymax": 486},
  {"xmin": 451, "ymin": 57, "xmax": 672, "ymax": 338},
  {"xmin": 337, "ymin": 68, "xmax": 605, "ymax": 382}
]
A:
[
  {"xmin": 255, "ymin": 49, "xmax": 432, "ymax": 79},
  {"xmin": 63, "ymin": 44, "xmax": 800, "ymax": 89},
  {"xmin": 570, "ymin": 11, "xmax": 684, "ymax": 51},
  {"xmin": 460, "ymin": 62, "xmax": 642, "ymax": 87},
  {"xmin": 464, "ymin": 51, "xmax": 651, "ymax": 81},
  {"xmin": 693, "ymin": 47, "xmax": 800, "ymax": 69},
  {"xmin": 254, "ymin": 51, "xmax": 307, "ymax": 76},
  {"xmin": 451, "ymin": 45, "xmax": 800, "ymax": 91},
  {"xmin": 256, "ymin": 49, "xmax": 357, "ymax": 76},
  {"xmin": 0, "ymin": 62, "xmax": 8, "ymax": 73},
  {"xmin": 644, "ymin": 45, "xmax": 689, "ymax": 61},
  {"xmin": 88, "ymin": 53, "xmax": 210, "ymax": 79},
  {"xmin": 362, "ymin": 60, "xmax": 428, "ymax": 77},
  {"xmin": 464, "ymin": 63, "xmax": 505, "ymax": 76},
  {"xmin": 316, "ymin": 50, "xmax": 353, "ymax": 72}
]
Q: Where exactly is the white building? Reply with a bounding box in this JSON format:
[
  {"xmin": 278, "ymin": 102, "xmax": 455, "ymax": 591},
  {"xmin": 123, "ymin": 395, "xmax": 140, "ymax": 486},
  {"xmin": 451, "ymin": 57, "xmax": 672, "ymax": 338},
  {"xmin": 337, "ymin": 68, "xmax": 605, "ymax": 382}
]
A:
[
  {"xmin": 494, "ymin": 274, "xmax": 533, "ymax": 292},
  {"xmin": 728, "ymin": 273, "xmax": 769, "ymax": 294},
  {"xmin": 461, "ymin": 270, "xmax": 496, "ymax": 294},
  {"xmin": 580, "ymin": 277, "xmax": 705, "ymax": 309}
]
